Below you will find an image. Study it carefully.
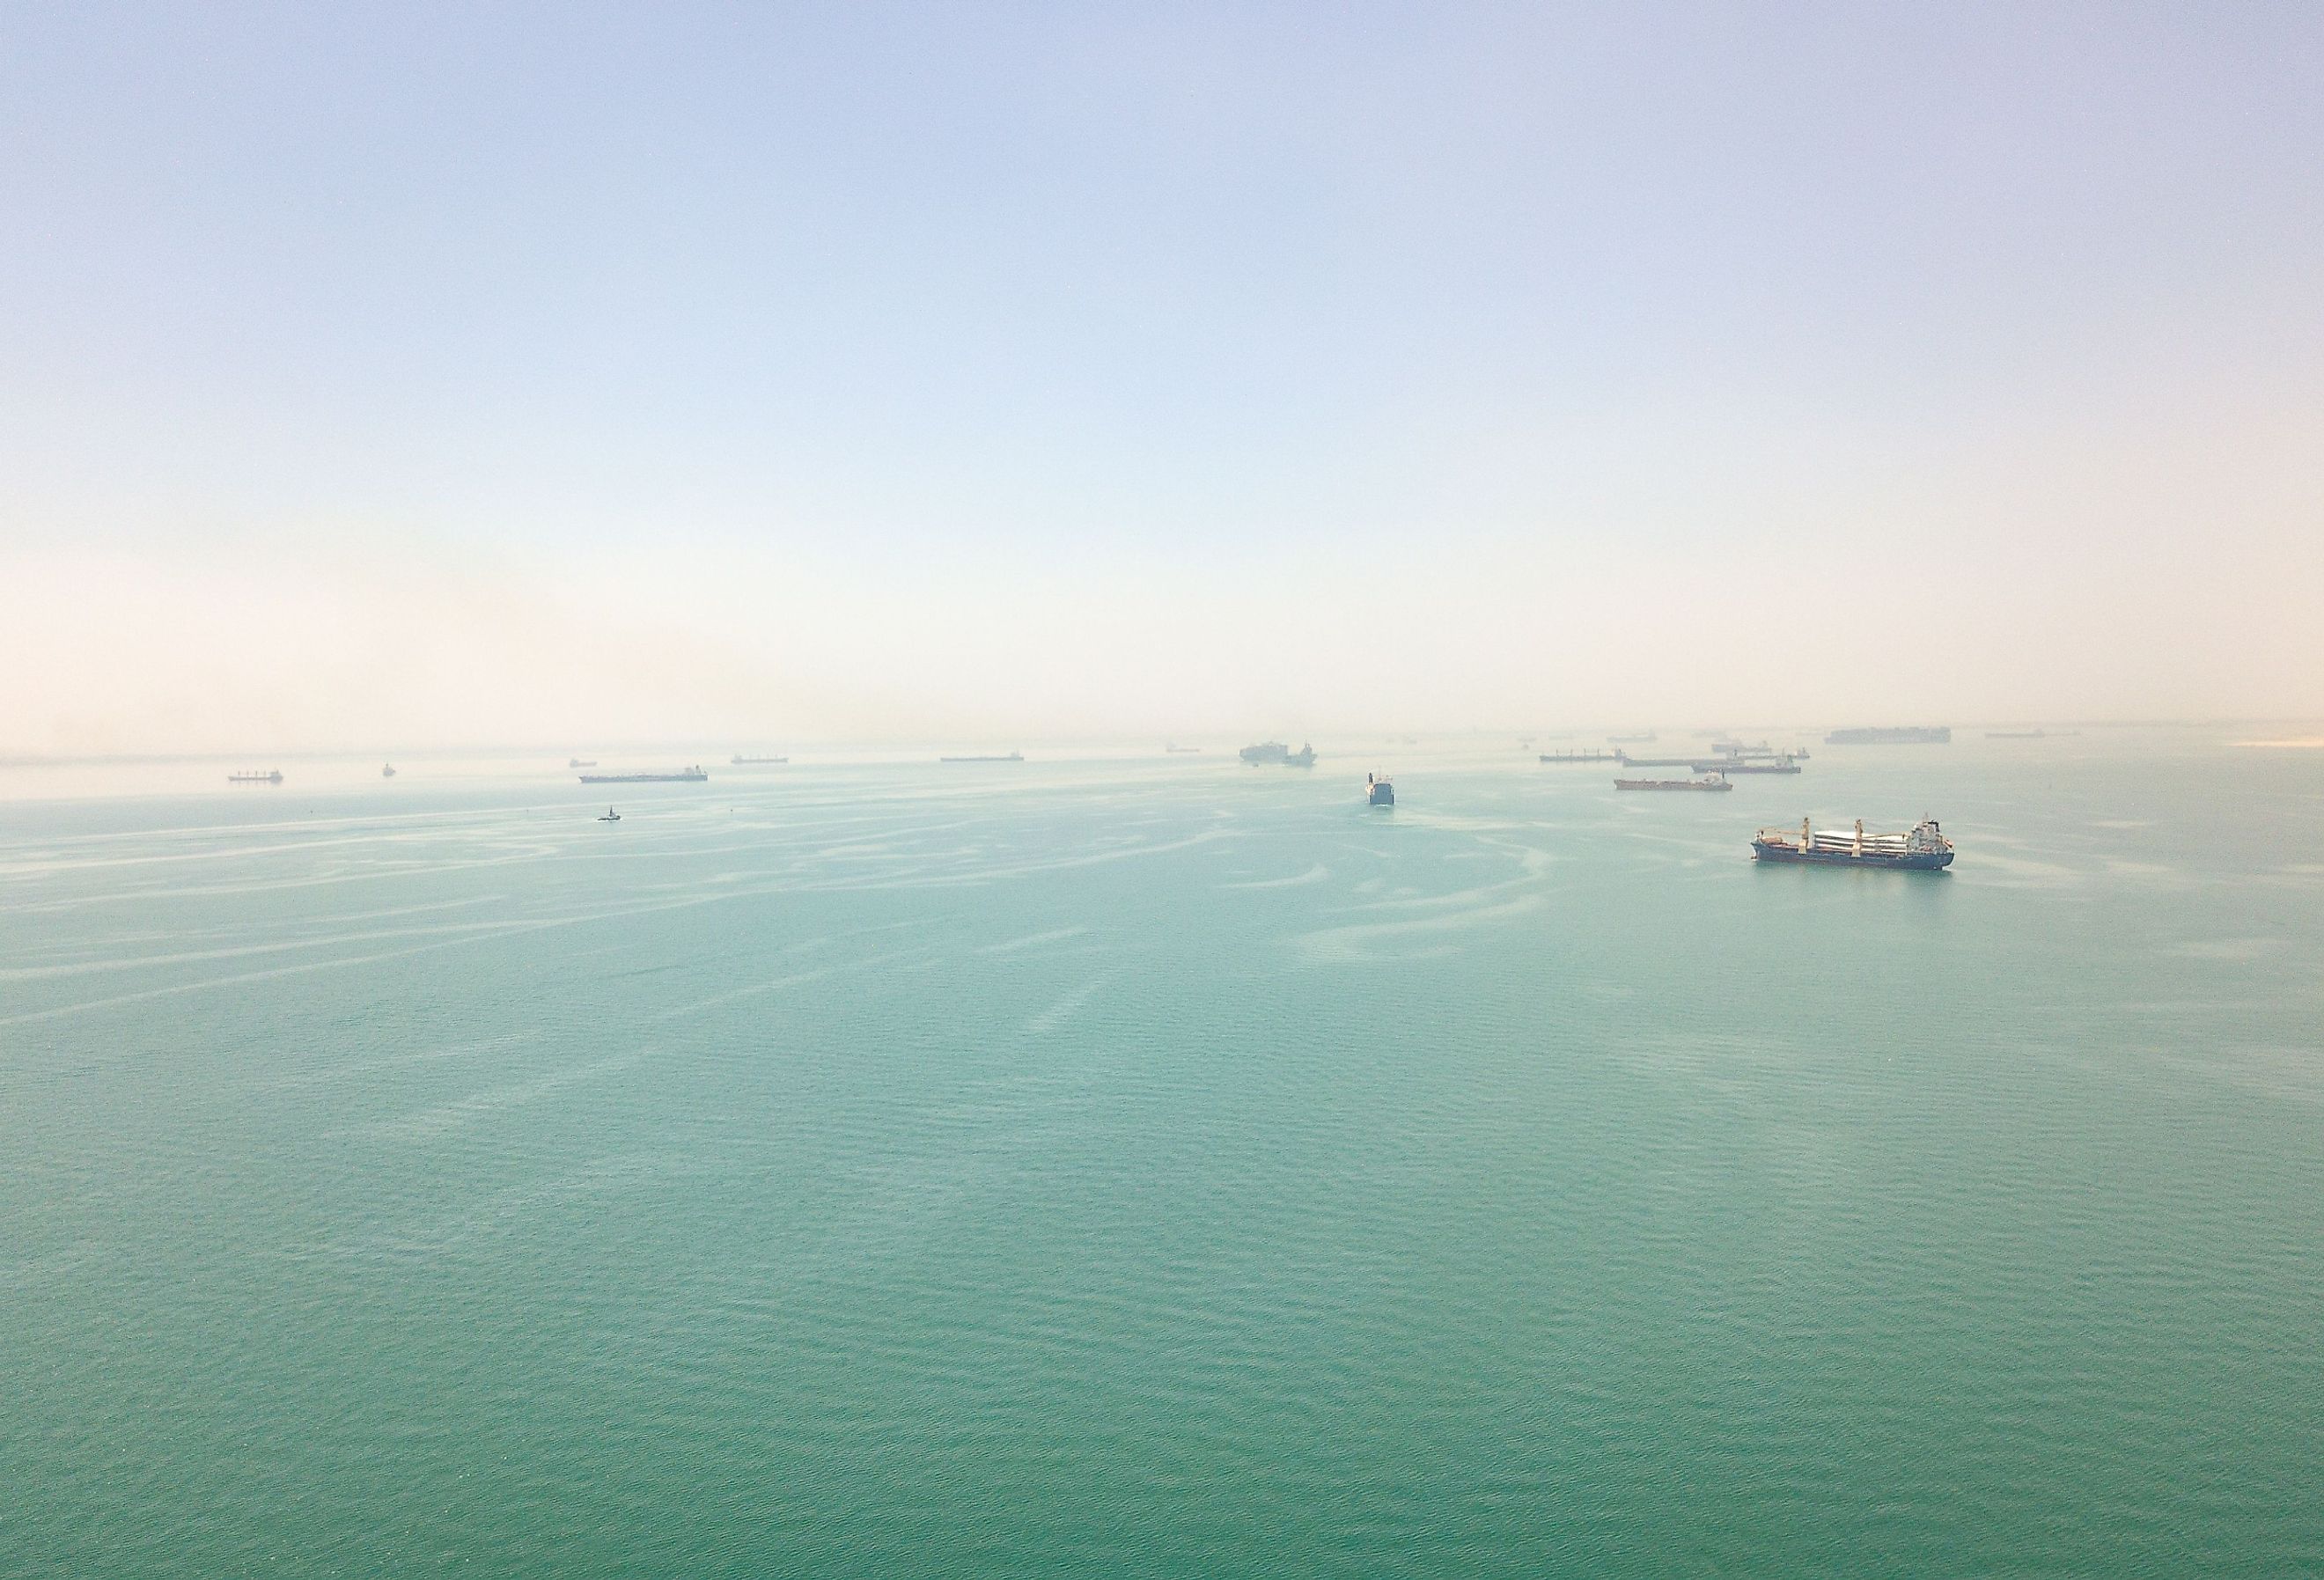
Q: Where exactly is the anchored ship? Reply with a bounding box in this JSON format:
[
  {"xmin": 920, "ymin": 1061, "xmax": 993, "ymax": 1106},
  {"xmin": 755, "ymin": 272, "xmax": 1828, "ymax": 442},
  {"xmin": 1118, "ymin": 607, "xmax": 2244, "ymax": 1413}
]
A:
[
  {"xmin": 940, "ymin": 752, "xmax": 1024, "ymax": 763},
  {"xmin": 1752, "ymin": 816, "xmax": 1954, "ymax": 870},
  {"xmin": 227, "ymin": 770, "xmax": 283, "ymax": 784},
  {"xmin": 1615, "ymin": 775, "xmax": 1732, "ymax": 791},
  {"xmin": 569, "ymin": 758, "xmax": 596, "ymax": 768},
  {"xmin": 1825, "ymin": 726, "xmax": 1951, "ymax": 746},
  {"xmin": 731, "ymin": 755, "xmax": 789, "ymax": 764},
  {"xmin": 1366, "ymin": 773, "xmax": 1394, "ymax": 806},
  {"xmin": 1240, "ymin": 741, "xmax": 1317, "ymax": 768},
  {"xmin": 577, "ymin": 766, "xmax": 708, "ymax": 783},
  {"xmin": 1691, "ymin": 757, "xmax": 1802, "ymax": 775}
]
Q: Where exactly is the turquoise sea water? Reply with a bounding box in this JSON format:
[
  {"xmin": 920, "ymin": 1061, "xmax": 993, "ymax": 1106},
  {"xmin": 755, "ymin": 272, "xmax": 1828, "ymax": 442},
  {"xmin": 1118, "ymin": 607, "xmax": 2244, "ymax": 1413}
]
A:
[{"xmin": 5, "ymin": 738, "xmax": 2322, "ymax": 1576}]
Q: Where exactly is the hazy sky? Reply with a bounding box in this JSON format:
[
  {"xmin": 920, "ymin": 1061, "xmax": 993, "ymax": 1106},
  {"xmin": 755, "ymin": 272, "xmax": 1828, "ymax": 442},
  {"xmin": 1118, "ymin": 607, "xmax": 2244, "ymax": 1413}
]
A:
[{"xmin": 4, "ymin": 2, "xmax": 2320, "ymax": 751}]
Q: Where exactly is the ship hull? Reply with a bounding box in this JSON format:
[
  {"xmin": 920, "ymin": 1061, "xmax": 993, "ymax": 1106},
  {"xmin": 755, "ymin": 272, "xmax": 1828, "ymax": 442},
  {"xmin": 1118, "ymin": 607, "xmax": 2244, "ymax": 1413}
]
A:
[
  {"xmin": 1752, "ymin": 841, "xmax": 1952, "ymax": 870},
  {"xmin": 578, "ymin": 774, "xmax": 708, "ymax": 783}
]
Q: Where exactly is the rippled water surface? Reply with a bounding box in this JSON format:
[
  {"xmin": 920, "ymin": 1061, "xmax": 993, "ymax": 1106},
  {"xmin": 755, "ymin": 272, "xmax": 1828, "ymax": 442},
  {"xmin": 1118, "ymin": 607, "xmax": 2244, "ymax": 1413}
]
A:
[{"xmin": 6, "ymin": 739, "xmax": 2322, "ymax": 1576}]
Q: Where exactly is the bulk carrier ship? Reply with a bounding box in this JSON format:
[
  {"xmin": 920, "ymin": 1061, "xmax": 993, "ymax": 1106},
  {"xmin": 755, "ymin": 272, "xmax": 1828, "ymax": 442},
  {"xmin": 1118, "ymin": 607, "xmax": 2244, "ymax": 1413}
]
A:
[
  {"xmin": 578, "ymin": 766, "xmax": 709, "ymax": 783},
  {"xmin": 1752, "ymin": 817, "xmax": 1953, "ymax": 870}
]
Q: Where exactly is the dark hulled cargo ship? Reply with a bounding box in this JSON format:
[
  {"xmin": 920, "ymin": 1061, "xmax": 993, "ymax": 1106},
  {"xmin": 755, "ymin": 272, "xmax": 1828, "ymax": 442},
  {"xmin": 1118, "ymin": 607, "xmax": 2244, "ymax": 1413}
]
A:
[
  {"xmin": 1366, "ymin": 773, "xmax": 1394, "ymax": 806},
  {"xmin": 1753, "ymin": 817, "xmax": 1953, "ymax": 869}
]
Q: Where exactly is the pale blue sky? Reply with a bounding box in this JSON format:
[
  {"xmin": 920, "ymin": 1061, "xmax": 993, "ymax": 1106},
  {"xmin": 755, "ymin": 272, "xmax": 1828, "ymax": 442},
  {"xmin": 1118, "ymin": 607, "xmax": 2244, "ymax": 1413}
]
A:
[{"xmin": 3, "ymin": 4, "xmax": 2320, "ymax": 748}]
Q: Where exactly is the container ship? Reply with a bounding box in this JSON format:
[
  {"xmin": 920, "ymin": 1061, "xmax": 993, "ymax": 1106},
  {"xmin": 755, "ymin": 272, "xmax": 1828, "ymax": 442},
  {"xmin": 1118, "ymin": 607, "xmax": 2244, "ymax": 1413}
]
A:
[
  {"xmin": 578, "ymin": 766, "xmax": 708, "ymax": 783},
  {"xmin": 1366, "ymin": 773, "xmax": 1394, "ymax": 806},
  {"xmin": 1614, "ymin": 775, "xmax": 1732, "ymax": 791},
  {"xmin": 1240, "ymin": 741, "xmax": 1317, "ymax": 768},
  {"xmin": 1825, "ymin": 726, "xmax": 1951, "ymax": 746},
  {"xmin": 1752, "ymin": 816, "xmax": 1953, "ymax": 869}
]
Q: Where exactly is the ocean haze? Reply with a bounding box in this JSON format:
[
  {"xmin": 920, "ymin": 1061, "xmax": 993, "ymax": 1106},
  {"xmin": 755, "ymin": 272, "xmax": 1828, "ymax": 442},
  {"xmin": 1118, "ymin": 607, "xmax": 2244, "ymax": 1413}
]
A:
[{"xmin": 4, "ymin": 4, "xmax": 2323, "ymax": 751}]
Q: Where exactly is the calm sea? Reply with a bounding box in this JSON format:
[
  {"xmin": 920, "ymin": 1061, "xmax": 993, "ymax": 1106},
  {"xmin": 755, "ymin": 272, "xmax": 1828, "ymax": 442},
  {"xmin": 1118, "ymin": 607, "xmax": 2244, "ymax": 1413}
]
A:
[{"xmin": 5, "ymin": 737, "xmax": 2321, "ymax": 1576}]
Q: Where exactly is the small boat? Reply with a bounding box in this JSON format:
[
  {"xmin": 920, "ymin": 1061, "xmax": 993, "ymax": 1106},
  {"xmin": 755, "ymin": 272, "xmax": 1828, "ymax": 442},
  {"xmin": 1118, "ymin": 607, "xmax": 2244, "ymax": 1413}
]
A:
[
  {"xmin": 381, "ymin": 762, "xmax": 397, "ymax": 778},
  {"xmin": 598, "ymin": 807, "xmax": 621, "ymax": 822},
  {"xmin": 1366, "ymin": 773, "xmax": 1395, "ymax": 807}
]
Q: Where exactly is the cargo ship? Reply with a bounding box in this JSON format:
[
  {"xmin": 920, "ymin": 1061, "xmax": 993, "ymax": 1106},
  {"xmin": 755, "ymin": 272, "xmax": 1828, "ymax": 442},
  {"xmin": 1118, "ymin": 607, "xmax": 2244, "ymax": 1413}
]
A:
[
  {"xmin": 578, "ymin": 766, "xmax": 708, "ymax": 783},
  {"xmin": 1614, "ymin": 775, "xmax": 1732, "ymax": 791},
  {"xmin": 227, "ymin": 769, "xmax": 283, "ymax": 784},
  {"xmin": 1825, "ymin": 726, "xmax": 1951, "ymax": 746},
  {"xmin": 1691, "ymin": 757, "xmax": 1801, "ymax": 775},
  {"xmin": 731, "ymin": 754, "xmax": 789, "ymax": 764},
  {"xmin": 1366, "ymin": 773, "xmax": 1394, "ymax": 806},
  {"xmin": 569, "ymin": 758, "xmax": 596, "ymax": 768},
  {"xmin": 1752, "ymin": 816, "xmax": 1953, "ymax": 870},
  {"xmin": 940, "ymin": 752, "xmax": 1024, "ymax": 763},
  {"xmin": 1240, "ymin": 741, "xmax": 1317, "ymax": 768}
]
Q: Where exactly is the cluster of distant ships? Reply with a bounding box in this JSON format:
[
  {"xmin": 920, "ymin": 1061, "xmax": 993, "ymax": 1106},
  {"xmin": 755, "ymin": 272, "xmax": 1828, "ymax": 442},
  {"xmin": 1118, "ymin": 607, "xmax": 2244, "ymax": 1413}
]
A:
[
  {"xmin": 216, "ymin": 721, "xmax": 2040, "ymax": 871},
  {"xmin": 1528, "ymin": 724, "xmax": 1970, "ymax": 868}
]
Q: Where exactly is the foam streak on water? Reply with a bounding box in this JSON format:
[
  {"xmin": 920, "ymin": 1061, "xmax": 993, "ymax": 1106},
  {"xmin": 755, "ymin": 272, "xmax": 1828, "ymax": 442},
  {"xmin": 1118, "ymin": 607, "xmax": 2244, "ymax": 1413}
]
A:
[{"xmin": 4, "ymin": 741, "xmax": 2322, "ymax": 1576}]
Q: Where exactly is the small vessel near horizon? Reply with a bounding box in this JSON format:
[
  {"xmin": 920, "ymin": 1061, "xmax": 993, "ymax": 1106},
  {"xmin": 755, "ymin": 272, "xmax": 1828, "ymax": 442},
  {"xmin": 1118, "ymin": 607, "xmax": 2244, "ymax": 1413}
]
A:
[
  {"xmin": 1753, "ymin": 816, "xmax": 1953, "ymax": 870},
  {"xmin": 1240, "ymin": 741, "xmax": 1317, "ymax": 768},
  {"xmin": 569, "ymin": 758, "xmax": 597, "ymax": 768},
  {"xmin": 731, "ymin": 754, "xmax": 790, "ymax": 764},
  {"xmin": 380, "ymin": 762, "xmax": 396, "ymax": 778},
  {"xmin": 940, "ymin": 752, "xmax": 1024, "ymax": 763},
  {"xmin": 1615, "ymin": 775, "xmax": 1732, "ymax": 791},
  {"xmin": 1166, "ymin": 744, "xmax": 1202, "ymax": 753},
  {"xmin": 227, "ymin": 770, "xmax": 283, "ymax": 785},
  {"xmin": 578, "ymin": 766, "xmax": 708, "ymax": 783},
  {"xmin": 598, "ymin": 807, "xmax": 621, "ymax": 821},
  {"xmin": 1366, "ymin": 773, "xmax": 1394, "ymax": 807}
]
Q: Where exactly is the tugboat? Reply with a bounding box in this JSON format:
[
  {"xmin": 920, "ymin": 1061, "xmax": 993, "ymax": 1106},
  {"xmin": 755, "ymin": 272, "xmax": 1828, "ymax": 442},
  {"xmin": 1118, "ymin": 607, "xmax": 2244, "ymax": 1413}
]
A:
[
  {"xmin": 1752, "ymin": 816, "xmax": 1953, "ymax": 870},
  {"xmin": 1366, "ymin": 773, "xmax": 1394, "ymax": 807},
  {"xmin": 598, "ymin": 807, "xmax": 621, "ymax": 822}
]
